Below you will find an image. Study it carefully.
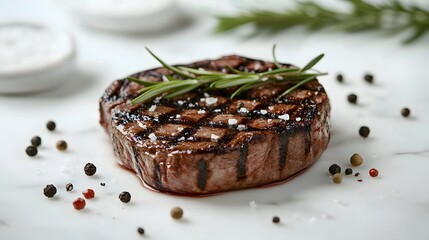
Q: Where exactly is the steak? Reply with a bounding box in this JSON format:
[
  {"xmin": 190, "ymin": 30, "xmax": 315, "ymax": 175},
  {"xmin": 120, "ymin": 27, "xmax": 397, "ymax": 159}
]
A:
[{"xmin": 99, "ymin": 55, "xmax": 330, "ymax": 195}]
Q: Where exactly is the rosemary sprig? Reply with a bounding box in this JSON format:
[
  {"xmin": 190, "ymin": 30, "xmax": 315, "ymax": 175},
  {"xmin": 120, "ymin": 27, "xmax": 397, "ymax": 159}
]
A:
[
  {"xmin": 129, "ymin": 46, "xmax": 326, "ymax": 105},
  {"xmin": 215, "ymin": 0, "xmax": 429, "ymax": 44}
]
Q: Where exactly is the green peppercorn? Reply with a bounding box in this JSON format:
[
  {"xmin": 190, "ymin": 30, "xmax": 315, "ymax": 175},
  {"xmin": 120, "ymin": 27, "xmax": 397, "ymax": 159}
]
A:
[
  {"xmin": 364, "ymin": 74, "xmax": 374, "ymax": 83},
  {"xmin": 345, "ymin": 168, "xmax": 353, "ymax": 175},
  {"xmin": 328, "ymin": 164, "xmax": 341, "ymax": 175},
  {"xmin": 332, "ymin": 173, "xmax": 342, "ymax": 184},
  {"xmin": 272, "ymin": 216, "xmax": 280, "ymax": 224},
  {"xmin": 56, "ymin": 140, "xmax": 67, "ymax": 151},
  {"xmin": 170, "ymin": 207, "xmax": 183, "ymax": 219},
  {"xmin": 26, "ymin": 146, "xmax": 38, "ymax": 157},
  {"xmin": 350, "ymin": 153, "xmax": 363, "ymax": 166},
  {"xmin": 46, "ymin": 121, "xmax": 56, "ymax": 131},
  {"xmin": 359, "ymin": 126, "xmax": 370, "ymax": 138},
  {"xmin": 347, "ymin": 94, "xmax": 358, "ymax": 104},
  {"xmin": 401, "ymin": 108, "xmax": 411, "ymax": 118},
  {"xmin": 31, "ymin": 136, "xmax": 41, "ymax": 147}
]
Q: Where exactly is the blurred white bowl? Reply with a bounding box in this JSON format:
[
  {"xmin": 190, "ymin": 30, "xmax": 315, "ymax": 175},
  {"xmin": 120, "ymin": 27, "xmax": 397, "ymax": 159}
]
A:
[
  {"xmin": 0, "ymin": 23, "xmax": 76, "ymax": 94},
  {"xmin": 71, "ymin": 0, "xmax": 180, "ymax": 33}
]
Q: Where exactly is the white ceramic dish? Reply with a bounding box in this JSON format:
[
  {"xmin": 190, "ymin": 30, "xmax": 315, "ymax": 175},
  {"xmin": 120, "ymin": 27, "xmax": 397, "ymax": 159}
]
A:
[
  {"xmin": 71, "ymin": 0, "xmax": 180, "ymax": 33},
  {"xmin": 0, "ymin": 23, "xmax": 75, "ymax": 94}
]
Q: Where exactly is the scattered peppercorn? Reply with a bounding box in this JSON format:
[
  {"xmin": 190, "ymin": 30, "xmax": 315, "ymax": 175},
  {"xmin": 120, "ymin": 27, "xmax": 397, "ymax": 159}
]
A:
[
  {"xmin": 332, "ymin": 173, "xmax": 342, "ymax": 184},
  {"xmin": 46, "ymin": 121, "xmax": 56, "ymax": 131},
  {"xmin": 359, "ymin": 126, "xmax": 370, "ymax": 138},
  {"xmin": 82, "ymin": 189, "xmax": 95, "ymax": 199},
  {"xmin": 137, "ymin": 227, "xmax": 145, "ymax": 235},
  {"xmin": 364, "ymin": 73, "xmax": 374, "ymax": 83},
  {"xmin": 65, "ymin": 183, "xmax": 73, "ymax": 192},
  {"xmin": 26, "ymin": 146, "xmax": 38, "ymax": 157},
  {"xmin": 73, "ymin": 198, "xmax": 86, "ymax": 210},
  {"xmin": 369, "ymin": 168, "xmax": 379, "ymax": 177},
  {"xmin": 43, "ymin": 184, "xmax": 57, "ymax": 198},
  {"xmin": 119, "ymin": 191, "xmax": 131, "ymax": 203},
  {"xmin": 336, "ymin": 74, "xmax": 344, "ymax": 83},
  {"xmin": 31, "ymin": 136, "xmax": 41, "ymax": 147},
  {"xmin": 347, "ymin": 94, "xmax": 358, "ymax": 104},
  {"xmin": 170, "ymin": 207, "xmax": 183, "ymax": 219},
  {"xmin": 350, "ymin": 153, "xmax": 363, "ymax": 166},
  {"xmin": 328, "ymin": 164, "xmax": 341, "ymax": 175},
  {"xmin": 345, "ymin": 168, "xmax": 353, "ymax": 175},
  {"xmin": 354, "ymin": 172, "xmax": 360, "ymax": 177},
  {"xmin": 100, "ymin": 182, "xmax": 106, "ymax": 186},
  {"xmin": 357, "ymin": 179, "xmax": 363, "ymax": 182},
  {"xmin": 401, "ymin": 107, "xmax": 411, "ymax": 118},
  {"xmin": 84, "ymin": 163, "xmax": 97, "ymax": 176},
  {"xmin": 272, "ymin": 216, "xmax": 280, "ymax": 224},
  {"xmin": 56, "ymin": 140, "xmax": 67, "ymax": 151}
]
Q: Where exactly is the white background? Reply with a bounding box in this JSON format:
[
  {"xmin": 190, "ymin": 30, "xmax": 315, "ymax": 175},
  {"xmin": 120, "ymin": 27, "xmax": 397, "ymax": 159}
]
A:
[{"xmin": 0, "ymin": 0, "xmax": 428, "ymax": 239}]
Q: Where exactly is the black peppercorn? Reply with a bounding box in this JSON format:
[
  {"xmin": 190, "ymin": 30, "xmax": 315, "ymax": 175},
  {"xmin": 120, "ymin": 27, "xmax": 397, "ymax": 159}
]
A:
[
  {"xmin": 119, "ymin": 191, "xmax": 131, "ymax": 203},
  {"xmin": 336, "ymin": 74, "xmax": 344, "ymax": 83},
  {"xmin": 43, "ymin": 184, "xmax": 57, "ymax": 198},
  {"xmin": 31, "ymin": 136, "xmax": 41, "ymax": 147},
  {"xmin": 56, "ymin": 140, "xmax": 67, "ymax": 151},
  {"xmin": 66, "ymin": 183, "xmax": 73, "ymax": 192},
  {"xmin": 137, "ymin": 227, "xmax": 145, "ymax": 235},
  {"xmin": 345, "ymin": 168, "xmax": 353, "ymax": 175},
  {"xmin": 46, "ymin": 121, "xmax": 56, "ymax": 131},
  {"xmin": 347, "ymin": 94, "xmax": 358, "ymax": 104},
  {"xmin": 355, "ymin": 172, "xmax": 360, "ymax": 177},
  {"xmin": 401, "ymin": 108, "xmax": 410, "ymax": 118},
  {"xmin": 100, "ymin": 182, "xmax": 106, "ymax": 186},
  {"xmin": 364, "ymin": 74, "xmax": 374, "ymax": 83},
  {"xmin": 84, "ymin": 163, "xmax": 97, "ymax": 176},
  {"xmin": 26, "ymin": 146, "xmax": 38, "ymax": 157},
  {"xmin": 272, "ymin": 216, "xmax": 280, "ymax": 224},
  {"xmin": 328, "ymin": 164, "xmax": 341, "ymax": 175},
  {"xmin": 359, "ymin": 126, "xmax": 370, "ymax": 138}
]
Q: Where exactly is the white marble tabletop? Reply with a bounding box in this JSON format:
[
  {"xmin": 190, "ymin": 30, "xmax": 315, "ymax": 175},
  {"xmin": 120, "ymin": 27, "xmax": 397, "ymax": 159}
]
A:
[{"xmin": 1, "ymin": 0, "xmax": 428, "ymax": 239}]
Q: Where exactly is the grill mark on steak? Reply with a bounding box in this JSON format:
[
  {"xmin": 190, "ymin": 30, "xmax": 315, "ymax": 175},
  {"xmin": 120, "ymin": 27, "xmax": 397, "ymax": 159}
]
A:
[
  {"xmin": 197, "ymin": 159, "xmax": 208, "ymax": 190},
  {"xmin": 100, "ymin": 54, "xmax": 330, "ymax": 194},
  {"xmin": 237, "ymin": 144, "xmax": 248, "ymax": 180},
  {"xmin": 278, "ymin": 131, "xmax": 289, "ymax": 170}
]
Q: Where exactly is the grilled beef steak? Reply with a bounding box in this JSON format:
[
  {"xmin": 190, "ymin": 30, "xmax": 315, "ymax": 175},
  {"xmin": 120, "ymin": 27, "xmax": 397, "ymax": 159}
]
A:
[{"xmin": 99, "ymin": 55, "xmax": 330, "ymax": 194}]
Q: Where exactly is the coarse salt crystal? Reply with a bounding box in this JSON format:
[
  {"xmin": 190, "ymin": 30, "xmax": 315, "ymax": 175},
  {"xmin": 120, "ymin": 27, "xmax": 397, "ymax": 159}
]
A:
[
  {"xmin": 268, "ymin": 106, "xmax": 274, "ymax": 110},
  {"xmin": 238, "ymin": 107, "xmax": 249, "ymax": 113},
  {"xmin": 198, "ymin": 109, "xmax": 206, "ymax": 114},
  {"xmin": 177, "ymin": 127, "xmax": 184, "ymax": 131},
  {"xmin": 177, "ymin": 137, "xmax": 185, "ymax": 141},
  {"xmin": 228, "ymin": 119, "xmax": 238, "ymax": 125},
  {"xmin": 187, "ymin": 137, "xmax": 194, "ymax": 140},
  {"xmin": 188, "ymin": 103, "xmax": 195, "ymax": 107},
  {"xmin": 237, "ymin": 124, "xmax": 246, "ymax": 131},
  {"xmin": 261, "ymin": 77, "xmax": 269, "ymax": 82},
  {"xmin": 176, "ymin": 114, "xmax": 181, "ymax": 119},
  {"xmin": 200, "ymin": 98, "xmax": 206, "ymax": 102},
  {"xmin": 148, "ymin": 105, "xmax": 157, "ymax": 112},
  {"xmin": 276, "ymin": 75, "xmax": 283, "ymax": 80},
  {"xmin": 211, "ymin": 134, "xmax": 220, "ymax": 141},
  {"xmin": 214, "ymin": 109, "xmax": 221, "ymax": 112},
  {"xmin": 278, "ymin": 114, "xmax": 290, "ymax": 121},
  {"xmin": 205, "ymin": 97, "xmax": 218, "ymax": 105},
  {"xmin": 177, "ymin": 100, "xmax": 184, "ymax": 105},
  {"xmin": 254, "ymin": 62, "xmax": 261, "ymax": 70},
  {"xmin": 148, "ymin": 133, "xmax": 157, "ymax": 142},
  {"xmin": 296, "ymin": 117, "xmax": 302, "ymax": 122},
  {"xmin": 204, "ymin": 92, "xmax": 210, "ymax": 97},
  {"xmin": 260, "ymin": 109, "xmax": 268, "ymax": 115}
]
